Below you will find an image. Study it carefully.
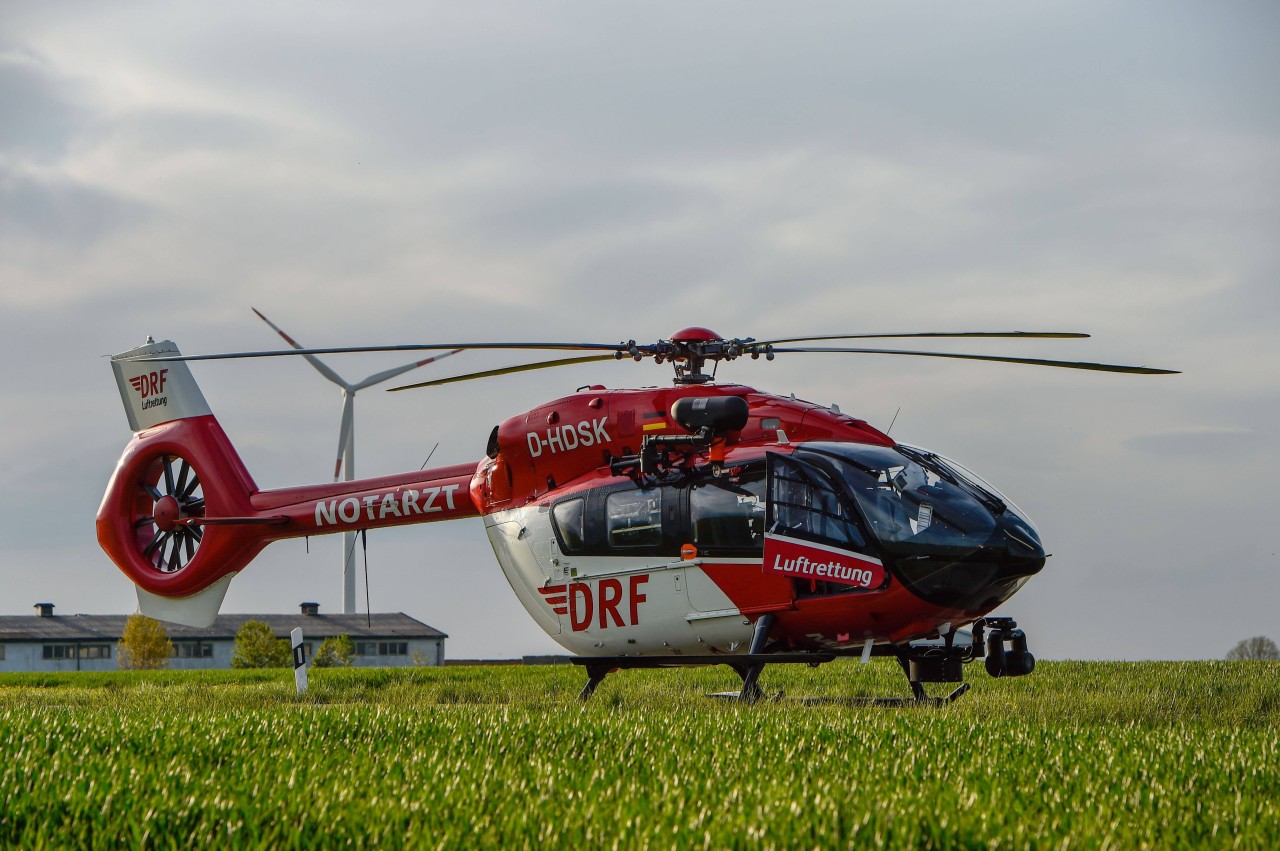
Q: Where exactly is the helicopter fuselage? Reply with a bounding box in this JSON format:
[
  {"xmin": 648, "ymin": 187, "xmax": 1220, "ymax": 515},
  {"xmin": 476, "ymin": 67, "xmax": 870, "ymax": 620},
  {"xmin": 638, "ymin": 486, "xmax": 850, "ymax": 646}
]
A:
[{"xmin": 474, "ymin": 382, "xmax": 1046, "ymax": 657}]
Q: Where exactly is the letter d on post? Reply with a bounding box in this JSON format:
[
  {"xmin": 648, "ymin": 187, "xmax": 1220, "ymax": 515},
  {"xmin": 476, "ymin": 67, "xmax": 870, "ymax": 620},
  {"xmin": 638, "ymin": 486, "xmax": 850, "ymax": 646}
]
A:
[{"xmin": 291, "ymin": 627, "xmax": 308, "ymax": 695}]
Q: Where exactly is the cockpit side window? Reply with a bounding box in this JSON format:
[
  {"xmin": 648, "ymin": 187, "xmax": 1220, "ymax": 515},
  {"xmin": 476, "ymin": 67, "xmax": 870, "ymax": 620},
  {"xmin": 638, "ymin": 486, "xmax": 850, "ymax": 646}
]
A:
[
  {"xmin": 606, "ymin": 488, "xmax": 663, "ymax": 548},
  {"xmin": 551, "ymin": 498, "xmax": 585, "ymax": 552},
  {"xmin": 766, "ymin": 454, "xmax": 867, "ymax": 550},
  {"xmin": 691, "ymin": 476, "xmax": 765, "ymax": 552}
]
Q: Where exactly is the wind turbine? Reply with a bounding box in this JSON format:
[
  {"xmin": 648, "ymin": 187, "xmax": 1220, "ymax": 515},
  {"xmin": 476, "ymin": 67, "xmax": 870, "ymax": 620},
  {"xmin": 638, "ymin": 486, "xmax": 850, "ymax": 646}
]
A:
[{"xmin": 253, "ymin": 308, "xmax": 462, "ymax": 614}]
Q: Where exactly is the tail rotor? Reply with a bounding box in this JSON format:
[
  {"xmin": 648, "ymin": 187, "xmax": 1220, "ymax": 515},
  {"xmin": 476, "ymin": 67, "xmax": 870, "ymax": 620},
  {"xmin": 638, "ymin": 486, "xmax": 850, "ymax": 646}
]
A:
[{"xmin": 136, "ymin": 454, "xmax": 205, "ymax": 573}]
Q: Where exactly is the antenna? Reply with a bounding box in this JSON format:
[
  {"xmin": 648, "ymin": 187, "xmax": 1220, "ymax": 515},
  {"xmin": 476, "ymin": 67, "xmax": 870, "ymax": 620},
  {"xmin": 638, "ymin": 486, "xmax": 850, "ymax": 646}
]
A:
[
  {"xmin": 887, "ymin": 406, "xmax": 901, "ymax": 435},
  {"xmin": 253, "ymin": 308, "xmax": 461, "ymax": 614},
  {"xmin": 362, "ymin": 529, "xmax": 371, "ymax": 629},
  {"xmin": 420, "ymin": 442, "xmax": 440, "ymax": 471}
]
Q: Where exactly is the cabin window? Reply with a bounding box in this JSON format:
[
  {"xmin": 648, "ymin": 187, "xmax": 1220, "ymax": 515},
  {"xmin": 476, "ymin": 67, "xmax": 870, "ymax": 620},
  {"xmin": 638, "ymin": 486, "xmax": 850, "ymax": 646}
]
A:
[
  {"xmin": 172, "ymin": 641, "xmax": 214, "ymax": 659},
  {"xmin": 42, "ymin": 644, "xmax": 112, "ymax": 660},
  {"xmin": 607, "ymin": 488, "xmax": 663, "ymax": 548},
  {"xmin": 552, "ymin": 498, "xmax": 586, "ymax": 552},
  {"xmin": 355, "ymin": 641, "xmax": 408, "ymax": 656},
  {"xmin": 691, "ymin": 478, "xmax": 765, "ymax": 551}
]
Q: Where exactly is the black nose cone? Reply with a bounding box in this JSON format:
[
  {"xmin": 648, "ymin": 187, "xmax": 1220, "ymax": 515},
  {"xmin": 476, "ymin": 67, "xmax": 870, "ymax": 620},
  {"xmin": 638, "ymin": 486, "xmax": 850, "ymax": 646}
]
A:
[{"xmin": 1000, "ymin": 516, "xmax": 1046, "ymax": 577}]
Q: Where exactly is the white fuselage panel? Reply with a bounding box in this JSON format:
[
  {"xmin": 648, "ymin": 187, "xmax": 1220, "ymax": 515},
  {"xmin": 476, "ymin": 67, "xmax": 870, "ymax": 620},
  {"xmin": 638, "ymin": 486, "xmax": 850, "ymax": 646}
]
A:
[{"xmin": 483, "ymin": 506, "xmax": 755, "ymax": 657}]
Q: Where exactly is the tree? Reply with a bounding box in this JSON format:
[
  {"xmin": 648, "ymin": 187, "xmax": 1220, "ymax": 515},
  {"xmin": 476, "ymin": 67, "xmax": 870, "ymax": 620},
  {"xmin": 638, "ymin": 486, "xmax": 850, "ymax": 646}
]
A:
[
  {"xmin": 312, "ymin": 634, "xmax": 355, "ymax": 668},
  {"xmin": 1226, "ymin": 636, "xmax": 1280, "ymax": 661},
  {"xmin": 118, "ymin": 613, "xmax": 173, "ymax": 670},
  {"xmin": 230, "ymin": 620, "xmax": 291, "ymax": 669}
]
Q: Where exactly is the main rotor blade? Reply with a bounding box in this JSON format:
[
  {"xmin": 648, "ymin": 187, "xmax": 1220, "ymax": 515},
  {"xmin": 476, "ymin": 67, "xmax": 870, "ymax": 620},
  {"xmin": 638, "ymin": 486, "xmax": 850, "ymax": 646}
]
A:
[
  {"xmin": 252, "ymin": 307, "xmax": 351, "ymax": 388},
  {"xmin": 334, "ymin": 392, "xmax": 354, "ymax": 481},
  {"xmin": 769, "ymin": 346, "xmax": 1179, "ymax": 374},
  {"xmin": 755, "ymin": 331, "xmax": 1090, "ymax": 346},
  {"xmin": 388, "ymin": 355, "xmax": 617, "ymax": 392},
  {"xmin": 146, "ymin": 341, "xmax": 625, "ymax": 363},
  {"xmin": 350, "ymin": 349, "xmax": 464, "ymax": 392}
]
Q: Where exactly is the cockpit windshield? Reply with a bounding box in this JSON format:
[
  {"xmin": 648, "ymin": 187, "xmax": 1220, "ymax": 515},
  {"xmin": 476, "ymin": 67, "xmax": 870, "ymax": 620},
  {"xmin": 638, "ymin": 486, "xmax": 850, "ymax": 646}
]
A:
[
  {"xmin": 795, "ymin": 442, "xmax": 1002, "ymax": 554},
  {"xmin": 897, "ymin": 444, "xmax": 1039, "ymax": 534}
]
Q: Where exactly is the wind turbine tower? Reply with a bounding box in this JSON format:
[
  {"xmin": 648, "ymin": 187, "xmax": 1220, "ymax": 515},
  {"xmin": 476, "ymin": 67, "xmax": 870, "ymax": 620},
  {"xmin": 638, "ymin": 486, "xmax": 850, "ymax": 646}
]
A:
[{"xmin": 253, "ymin": 308, "xmax": 461, "ymax": 614}]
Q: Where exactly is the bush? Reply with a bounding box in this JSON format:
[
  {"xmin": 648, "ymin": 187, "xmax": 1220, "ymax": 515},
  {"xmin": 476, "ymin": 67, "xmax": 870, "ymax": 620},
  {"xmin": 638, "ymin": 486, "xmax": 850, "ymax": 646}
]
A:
[
  {"xmin": 117, "ymin": 614, "xmax": 173, "ymax": 670},
  {"xmin": 312, "ymin": 634, "xmax": 355, "ymax": 668},
  {"xmin": 230, "ymin": 621, "xmax": 291, "ymax": 669}
]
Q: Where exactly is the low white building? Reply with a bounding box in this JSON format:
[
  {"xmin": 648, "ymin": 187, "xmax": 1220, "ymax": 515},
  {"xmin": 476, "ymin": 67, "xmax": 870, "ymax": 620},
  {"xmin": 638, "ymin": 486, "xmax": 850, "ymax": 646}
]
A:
[{"xmin": 0, "ymin": 603, "xmax": 446, "ymax": 672}]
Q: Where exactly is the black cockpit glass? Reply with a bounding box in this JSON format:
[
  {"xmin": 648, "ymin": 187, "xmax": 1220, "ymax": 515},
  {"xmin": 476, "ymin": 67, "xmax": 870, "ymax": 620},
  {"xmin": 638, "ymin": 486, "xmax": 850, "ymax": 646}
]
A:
[
  {"xmin": 767, "ymin": 455, "xmax": 867, "ymax": 551},
  {"xmin": 897, "ymin": 444, "xmax": 1040, "ymax": 534},
  {"xmin": 794, "ymin": 442, "xmax": 1003, "ymax": 556}
]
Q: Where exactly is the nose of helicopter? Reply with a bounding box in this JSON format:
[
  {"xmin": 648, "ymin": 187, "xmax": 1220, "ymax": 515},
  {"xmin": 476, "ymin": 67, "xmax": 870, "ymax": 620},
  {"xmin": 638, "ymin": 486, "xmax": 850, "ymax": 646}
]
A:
[
  {"xmin": 999, "ymin": 513, "xmax": 1047, "ymax": 575},
  {"xmin": 886, "ymin": 511, "xmax": 1047, "ymax": 612}
]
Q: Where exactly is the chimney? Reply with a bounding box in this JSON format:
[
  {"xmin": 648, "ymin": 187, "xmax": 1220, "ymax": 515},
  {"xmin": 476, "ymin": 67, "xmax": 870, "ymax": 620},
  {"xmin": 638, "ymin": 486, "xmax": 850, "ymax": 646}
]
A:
[
  {"xmin": 34, "ymin": 603, "xmax": 54, "ymax": 618},
  {"xmin": 300, "ymin": 602, "xmax": 320, "ymax": 616}
]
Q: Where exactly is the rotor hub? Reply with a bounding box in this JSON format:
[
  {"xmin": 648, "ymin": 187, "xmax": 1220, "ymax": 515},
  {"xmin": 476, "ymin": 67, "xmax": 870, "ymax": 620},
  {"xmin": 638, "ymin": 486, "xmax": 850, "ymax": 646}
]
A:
[
  {"xmin": 153, "ymin": 494, "xmax": 181, "ymax": 532},
  {"xmin": 669, "ymin": 327, "xmax": 722, "ymax": 344}
]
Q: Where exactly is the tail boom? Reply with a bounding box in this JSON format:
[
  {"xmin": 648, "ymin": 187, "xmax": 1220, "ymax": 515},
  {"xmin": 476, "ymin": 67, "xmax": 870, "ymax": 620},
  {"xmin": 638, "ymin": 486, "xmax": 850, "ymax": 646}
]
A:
[{"xmin": 99, "ymin": 339, "xmax": 481, "ymax": 623}]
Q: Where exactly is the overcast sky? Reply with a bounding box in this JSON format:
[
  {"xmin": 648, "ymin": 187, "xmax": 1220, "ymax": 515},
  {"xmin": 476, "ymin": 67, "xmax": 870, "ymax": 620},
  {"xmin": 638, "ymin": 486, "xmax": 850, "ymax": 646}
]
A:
[{"xmin": 2, "ymin": 1, "xmax": 1276, "ymax": 660}]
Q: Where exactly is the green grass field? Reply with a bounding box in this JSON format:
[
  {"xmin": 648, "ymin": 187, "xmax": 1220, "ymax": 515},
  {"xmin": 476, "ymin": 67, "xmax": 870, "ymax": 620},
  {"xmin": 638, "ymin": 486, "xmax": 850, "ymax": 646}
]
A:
[{"xmin": 2, "ymin": 660, "xmax": 1277, "ymax": 849}]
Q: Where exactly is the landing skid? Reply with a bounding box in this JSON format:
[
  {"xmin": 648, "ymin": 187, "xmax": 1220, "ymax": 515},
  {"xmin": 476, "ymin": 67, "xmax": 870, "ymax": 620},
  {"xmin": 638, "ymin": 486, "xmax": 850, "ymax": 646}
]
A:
[
  {"xmin": 794, "ymin": 683, "xmax": 971, "ymax": 707},
  {"xmin": 570, "ymin": 615, "xmax": 1032, "ymax": 705},
  {"xmin": 569, "ymin": 652, "xmax": 971, "ymax": 706},
  {"xmin": 571, "ymin": 653, "xmax": 835, "ymax": 703}
]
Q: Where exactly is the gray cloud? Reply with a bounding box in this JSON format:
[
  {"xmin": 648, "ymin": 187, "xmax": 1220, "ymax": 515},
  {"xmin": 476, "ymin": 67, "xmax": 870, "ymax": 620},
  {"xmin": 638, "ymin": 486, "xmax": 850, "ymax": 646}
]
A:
[
  {"xmin": 0, "ymin": 168, "xmax": 148, "ymax": 247},
  {"xmin": 0, "ymin": 49, "xmax": 83, "ymax": 159}
]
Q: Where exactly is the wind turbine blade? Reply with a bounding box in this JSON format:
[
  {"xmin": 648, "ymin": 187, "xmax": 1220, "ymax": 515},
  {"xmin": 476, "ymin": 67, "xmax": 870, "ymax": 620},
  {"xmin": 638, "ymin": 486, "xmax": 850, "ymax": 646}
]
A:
[
  {"xmin": 334, "ymin": 392, "xmax": 354, "ymax": 481},
  {"xmin": 350, "ymin": 349, "xmax": 465, "ymax": 392},
  {"xmin": 252, "ymin": 307, "xmax": 351, "ymax": 389}
]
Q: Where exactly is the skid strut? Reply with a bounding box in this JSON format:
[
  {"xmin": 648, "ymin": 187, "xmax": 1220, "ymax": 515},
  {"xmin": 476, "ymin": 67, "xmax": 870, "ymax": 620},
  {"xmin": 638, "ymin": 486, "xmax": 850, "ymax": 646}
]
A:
[{"xmin": 735, "ymin": 613, "xmax": 776, "ymax": 703}]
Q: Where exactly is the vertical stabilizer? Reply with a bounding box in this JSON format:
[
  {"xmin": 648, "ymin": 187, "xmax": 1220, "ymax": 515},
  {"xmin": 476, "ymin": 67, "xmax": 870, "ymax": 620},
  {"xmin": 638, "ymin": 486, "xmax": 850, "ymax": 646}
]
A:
[
  {"xmin": 135, "ymin": 573, "xmax": 237, "ymax": 628},
  {"xmin": 111, "ymin": 338, "xmax": 212, "ymax": 432}
]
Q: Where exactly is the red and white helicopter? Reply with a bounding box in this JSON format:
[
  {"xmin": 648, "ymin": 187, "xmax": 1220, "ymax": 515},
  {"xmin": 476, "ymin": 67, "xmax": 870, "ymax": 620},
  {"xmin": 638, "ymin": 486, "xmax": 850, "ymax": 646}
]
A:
[{"xmin": 98, "ymin": 328, "xmax": 1176, "ymax": 702}]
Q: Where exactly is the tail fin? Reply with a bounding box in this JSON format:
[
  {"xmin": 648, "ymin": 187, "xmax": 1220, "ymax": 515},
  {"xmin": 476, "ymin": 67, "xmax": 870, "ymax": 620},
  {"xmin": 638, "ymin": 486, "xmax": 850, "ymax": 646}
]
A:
[
  {"xmin": 111, "ymin": 338, "xmax": 214, "ymax": 433},
  {"xmin": 99, "ymin": 339, "xmax": 262, "ymax": 627}
]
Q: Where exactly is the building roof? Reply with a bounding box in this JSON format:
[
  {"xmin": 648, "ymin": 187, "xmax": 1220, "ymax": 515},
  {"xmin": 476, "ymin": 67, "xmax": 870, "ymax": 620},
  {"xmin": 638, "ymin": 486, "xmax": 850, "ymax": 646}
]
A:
[{"xmin": 0, "ymin": 612, "xmax": 447, "ymax": 643}]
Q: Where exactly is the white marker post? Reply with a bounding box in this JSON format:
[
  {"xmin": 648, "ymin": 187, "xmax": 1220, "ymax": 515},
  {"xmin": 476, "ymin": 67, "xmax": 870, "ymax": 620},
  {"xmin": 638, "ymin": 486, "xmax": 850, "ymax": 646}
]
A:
[{"xmin": 291, "ymin": 627, "xmax": 308, "ymax": 695}]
